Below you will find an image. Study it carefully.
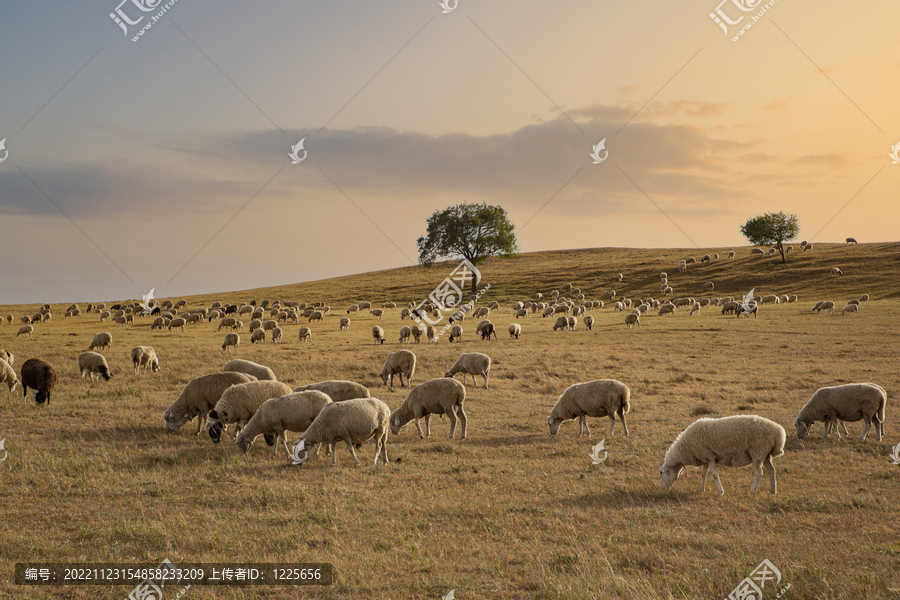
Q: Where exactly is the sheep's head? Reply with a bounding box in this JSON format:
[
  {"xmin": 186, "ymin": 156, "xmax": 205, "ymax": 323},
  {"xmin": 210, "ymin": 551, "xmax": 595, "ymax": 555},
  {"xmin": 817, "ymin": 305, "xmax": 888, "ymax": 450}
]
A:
[
  {"xmin": 389, "ymin": 414, "xmax": 403, "ymax": 436},
  {"xmin": 795, "ymin": 420, "xmax": 810, "ymax": 440},
  {"xmin": 444, "ymin": 371, "xmax": 454, "ymax": 379},
  {"xmin": 659, "ymin": 464, "xmax": 682, "ymax": 491},
  {"xmin": 34, "ymin": 391, "xmax": 49, "ymax": 405},
  {"xmin": 206, "ymin": 410, "xmax": 224, "ymax": 443},
  {"xmin": 235, "ymin": 433, "xmax": 252, "ymax": 454},
  {"xmin": 547, "ymin": 416, "xmax": 563, "ymax": 436}
]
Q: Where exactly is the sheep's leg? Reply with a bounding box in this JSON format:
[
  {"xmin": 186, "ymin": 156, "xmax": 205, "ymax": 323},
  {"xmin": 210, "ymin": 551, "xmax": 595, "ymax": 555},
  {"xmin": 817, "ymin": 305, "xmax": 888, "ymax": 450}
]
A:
[
  {"xmin": 764, "ymin": 456, "xmax": 777, "ymax": 494},
  {"xmin": 195, "ymin": 415, "xmax": 203, "ymax": 435},
  {"xmin": 749, "ymin": 460, "xmax": 762, "ymax": 494},
  {"xmin": 699, "ymin": 465, "xmax": 709, "ymax": 492},
  {"xmin": 822, "ymin": 419, "xmax": 832, "ymax": 440},
  {"xmin": 859, "ymin": 416, "xmax": 872, "ymax": 442},
  {"xmin": 276, "ymin": 428, "xmax": 286, "ymax": 457},
  {"xmin": 457, "ymin": 404, "xmax": 468, "ymax": 439},
  {"xmin": 414, "ymin": 414, "xmax": 425, "ymax": 439},
  {"xmin": 398, "ymin": 373, "xmax": 405, "ymax": 389},
  {"xmin": 446, "ymin": 409, "xmax": 457, "ymax": 440},
  {"xmin": 482, "ymin": 372, "xmax": 489, "ymax": 389},
  {"xmin": 839, "ymin": 420, "xmax": 849, "ymax": 436},
  {"xmin": 583, "ymin": 417, "xmax": 591, "ymax": 436},
  {"xmin": 377, "ymin": 431, "xmax": 389, "ymax": 464},
  {"xmin": 424, "ymin": 414, "xmax": 431, "ymax": 437},
  {"xmin": 708, "ymin": 461, "xmax": 725, "ymax": 495},
  {"xmin": 618, "ymin": 407, "xmax": 629, "ymax": 436},
  {"xmin": 329, "ymin": 442, "xmax": 338, "ymax": 466},
  {"xmin": 345, "ymin": 439, "xmax": 361, "ymax": 467}
]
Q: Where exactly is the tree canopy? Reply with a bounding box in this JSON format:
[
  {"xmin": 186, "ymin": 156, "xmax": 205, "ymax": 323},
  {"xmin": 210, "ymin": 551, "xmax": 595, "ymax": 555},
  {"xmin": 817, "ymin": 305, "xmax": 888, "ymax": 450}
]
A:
[
  {"xmin": 417, "ymin": 202, "xmax": 517, "ymax": 290},
  {"xmin": 740, "ymin": 211, "xmax": 800, "ymax": 263}
]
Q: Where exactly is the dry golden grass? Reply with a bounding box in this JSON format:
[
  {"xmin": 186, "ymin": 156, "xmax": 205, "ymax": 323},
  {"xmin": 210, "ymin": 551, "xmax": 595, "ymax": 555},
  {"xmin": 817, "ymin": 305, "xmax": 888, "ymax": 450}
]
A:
[{"xmin": 1, "ymin": 242, "xmax": 899, "ymax": 599}]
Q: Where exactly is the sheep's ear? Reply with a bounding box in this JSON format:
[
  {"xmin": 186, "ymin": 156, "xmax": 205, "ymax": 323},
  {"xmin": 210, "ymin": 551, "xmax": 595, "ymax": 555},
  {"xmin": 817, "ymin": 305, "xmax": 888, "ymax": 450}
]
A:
[
  {"xmin": 394, "ymin": 416, "xmax": 400, "ymax": 426},
  {"xmin": 546, "ymin": 417, "xmax": 553, "ymax": 425}
]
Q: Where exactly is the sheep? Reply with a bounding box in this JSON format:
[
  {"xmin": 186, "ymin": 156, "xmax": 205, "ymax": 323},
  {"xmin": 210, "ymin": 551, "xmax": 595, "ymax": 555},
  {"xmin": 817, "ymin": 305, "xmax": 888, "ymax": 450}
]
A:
[
  {"xmin": 513, "ymin": 301, "xmax": 524, "ymax": 311},
  {"xmin": 0, "ymin": 358, "xmax": 19, "ymax": 394},
  {"xmin": 583, "ymin": 315, "xmax": 594, "ymax": 331},
  {"xmin": 567, "ymin": 316, "xmax": 578, "ymax": 331},
  {"xmin": 164, "ymin": 372, "xmax": 258, "ymax": 433},
  {"xmin": 77, "ymin": 351, "xmax": 113, "ymax": 382},
  {"xmin": 21, "ymin": 358, "xmax": 57, "ymax": 405},
  {"xmin": 804, "ymin": 243, "xmax": 813, "ymax": 251},
  {"xmin": 750, "ymin": 248, "xmax": 765, "ymax": 255},
  {"xmin": 370, "ymin": 309, "xmax": 384, "ymax": 320},
  {"xmin": 689, "ymin": 302, "xmax": 701, "ymax": 316},
  {"xmin": 222, "ymin": 333, "xmax": 240, "ymax": 352},
  {"xmin": 293, "ymin": 380, "xmax": 371, "ymax": 403},
  {"xmin": 615, "ymin": 273, "xmax": 624, "ymax": 282},
  {"xmin": 131, "ymin": 346, "xmax": 160, "ymax": 375},
  {"xmin": 390, "ymin": 377, "xmax": 467, "ymax": 440},
  {"xmin": 785, "ymin": 246, "xmax": 793, "ymax": 254},
  {"xmin": 150, "ymin": 317, "xmax": 166, "ymax": 330},
  {"xmin": 261, "ymin": 319, "xmax": 278, "ymax": 332},
  {"xmin": 663, "ymin": 286, "xmax": 673, "ymax": 296},
  {"xmin": 272, "ymin": 327, "xmax": 283, "ymax": 343},
  {"xmin": 291, "ymin": 397, "xmax": 391, "ymax": 467},
  {"xmin": 846, "ymin": 237, "xmax": 858, "ymax": 244},
  {"xmin": 20, "ymin": 315, "xmax": 32, "ymax": 324},
  {"xmin": 702, "ymin": 281, "xmax": 714, "ymax": 291},
  {"xmin": 624, "ymin": 312, "xmax": 643, "ymax": 329},
  {"xmin": 0, "ymin": 350, "xmax": 13, "ymax": 366},
  {"xmin": 445, "ymin": 352, "xmax": 491, "ymax": 389},
  {"xmin": 547, "ymin": 379, "xmax": 630, "ymax": 437},
  {"xmin": 816, "ymin": 301, "xmax": 835, "ymax": 315},
  {"xmin": 508, "ymin": 323, "xmax": 521, "ymax": 339},
  {"xmin": 736, "ymin": 303, "xmax": 758, "ymax": 318},
  {"xmin": 87, "ymin": 332, "xmax": 112, "ymax": 352},
  {"xmin": 794, "ymin": 382, "xmax": 886, "ymax": 442},
  {"xmin": 542, "ymin": 307, "xmax": 555, "ymax": 318},
  {"xmin": 372, "ymin": 326, "xmax": 385, "ymax": 345},
  {"xmin": 17, "ymin": 325, "xmax": 34, "ymax": 339},
  {"xmin": 486, "ymin": 301, "xmax": 500, "ymax": 310},
  {"xmin": 206, "ymin": 380, "xmax": 294, "ymax": 443},
  {"xmin": 841, "ymin": 304, "xmax": 859, "ymax": 315},
  {"xmin": 308, "ymin": 310, "xmax": 324, "ymax": 323},
  {"xmin": 515, "ymin": 308, "xmax": 528, "ymax": 319},
  {"xmin": 553, "ymin": 304, "xmax": 569, "ymax": 316},
  {"xmin": 449, "ymin": 325, "xmax": 463, "ymax": 343},
  {"xmin": 113, "ymin": 316, "xmax": 127, "ymax": 327},
  {"xmin": 218, "ymin": 317, "xmax": 237, "ymax": 331},
  {"xmin": 659, "ymin": 415, "xmax": 785, "ymax": 495},
  {"xmin": 339, "ymin": 317, "xmax": 350, "ymax": 331},
  {"xmin": 658, "ymin": 304, "xmax": 676, "ymax": 317},
  {"xmin": 779, "ymin": 295, "xmax": 789, "ymax": 304},
  {"xmin": 701, "ymin": 254, "xmax": 710, "ymax": 263},
  {"xmin": 609, "ymin": 290, "xmax": 616, "ymax": 300},
  {"xmin": 358, "ymin": 301, "xmax": 372, "ymax": 310},
  {"xmin": 830, "ymin": 267, "xmax": 843, "ymax": 277},
  {"xmin": 247, "ymin": 319, "xmax": 262, "ymax": 332},
  {"xmin": 250, "ymin": 329, "xmax": 266, "ymax": 344},
  {"xmin": 408, "ymin": 324, "xmax": 423, "ymax": 343},
  {"xmin": 168, "ymin": 317, "xmax": 187, "ymax": 331},
  {"xmin": 480, "ymin": 322, "xmax": 497, "ymax": 340},
  {"xmin": 788, "ymin": 295, "xmax": 798, "ymax": 303},
  {"xmin": 426, "ymin": 325, "xmax": 438, "ymax": 343},
  {"xmin": 398, "ymin": 326, "xmax": 411, "ymax": 343},
  {"xmin": 761, "ymin": 295, "xmax": 779, "ymax": 305},
  {"xmin": 380, "ymin": 349, "xmax": 416, "ymax": 389},
  {"xmin": 235, "ymin": 390, "xmax": 333, "ymax": 457},
  {"xmin": 299, "ymin": 326, "xmax": 312, "ymax": 342},
  {"xmin": 552, "ymin": 316, "xmax": 568, "ymax": 331}
]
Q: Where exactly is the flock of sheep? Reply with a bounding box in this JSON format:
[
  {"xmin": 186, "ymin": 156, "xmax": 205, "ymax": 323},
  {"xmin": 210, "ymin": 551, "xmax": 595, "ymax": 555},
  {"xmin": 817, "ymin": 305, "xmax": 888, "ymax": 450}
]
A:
[{"xmin": 0, "ymin": 241, "xmax": 888, "ymax": 493}]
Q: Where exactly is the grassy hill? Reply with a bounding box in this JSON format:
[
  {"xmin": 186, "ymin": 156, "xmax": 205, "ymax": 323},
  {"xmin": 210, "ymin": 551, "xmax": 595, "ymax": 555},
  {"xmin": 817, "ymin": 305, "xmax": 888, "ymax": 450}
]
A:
[{"xmin": 0, "ymin": 242, "xmax": 898, "ymax": 600}]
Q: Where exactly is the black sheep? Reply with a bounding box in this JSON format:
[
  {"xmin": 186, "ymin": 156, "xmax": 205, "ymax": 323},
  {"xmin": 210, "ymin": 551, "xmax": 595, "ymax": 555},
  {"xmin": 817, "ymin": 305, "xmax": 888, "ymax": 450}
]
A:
[
  {"xmin": 481, "ymin": 323, "xmax": 497, "ymax": 340},
  {"xmin": 21, "ymin": 358, "xmax": 58, "ymax": 405}
]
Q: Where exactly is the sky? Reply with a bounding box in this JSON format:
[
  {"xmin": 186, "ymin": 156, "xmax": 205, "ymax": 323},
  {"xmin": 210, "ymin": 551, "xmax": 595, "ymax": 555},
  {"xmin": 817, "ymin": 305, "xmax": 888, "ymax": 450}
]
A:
[{"xmin": 0, "ymin": 0, "xmax": 898, "ymax": 304}]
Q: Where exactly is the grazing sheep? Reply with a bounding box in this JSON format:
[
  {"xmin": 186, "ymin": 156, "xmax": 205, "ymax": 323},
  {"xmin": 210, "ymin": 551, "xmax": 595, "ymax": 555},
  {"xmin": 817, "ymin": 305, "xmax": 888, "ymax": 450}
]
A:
[
  {"xmin": 515, "ymin": 308, "xmax": 528, "ymax": 319},
  {"xmin": 235, "ymin": 390, "xmax": 333, "ymax": 457},
  {"xmin": 846, "ymin": 237, "xmax": 858, "ymax": 244},
  {"xmin": 164, "ymin": 372, "xmax": 257, "ymax": 433},
  {"xmin": 788, "ymin": 295, "xmax": 798, "ymax": 303},
  {"xmin": 508, "ymin": 323, "xmax": 521, "ymax": 339},
  {"xmin": 16, "ymin": 325, "xmax": 34, "ymax": 339},
  {"xmin": 714, "ymin": 253, "xmax": 720, "ymax": 260},
  {"xmin": 0, "ymin": 350, "xmax": 13, "ymax": 366},
  {"xmin": 222, "ymin": 333, "xmax": 240, "ymax": 352},
  {"xmin": 390, "ymin": 377, "xmax": 467, "ymax": 440},
  {"xmin": 291, "ymin": 397, "xmax": 391, "ymax": 467},
  {"xmin": 221, "ymin": 360, "xmax": 276, "ymax": 382},
  {"xmin": 615, "ymin": 273, "xmax": 624, "ymax": 282},
  {"xmin": 815, "ymin": 301, "xmax": 835, "ymax": 315},
  {"xmin": 779, "ymin": 295, "xmax": 789, "ymax": 304},
  {"xmin": 761, "ymin": 295, "xmax": 779, "ymax": 305},
  {"xmin": 727, "ymin": 251, "xmax": 735, "ymax": 259},
  {"xmin": 0, "ymin": 358, "xmax": 20, "ymax": 394},
  {"xmin": 795, "ymin": 383, "xmax": 886, "ymax": 442},
  {"xmin": 88, "ymin": 332, "xmax": 112, "ymax": 352},
  {"xmin": 400, "ymin": 308, "xmax": 411, "ymax": 320},
  {"xmin": 131, "ymin": 346, "xmax": 160, "ymax": 374},
  {"xmin": 701, "ymin": 254, "xmax": 711, "ymax": 263},
  {"xmin": 804, "ymin": 243, "xmax": 813, "ymax": 251},
  {"xmin": 206, "ymin": 380, "xmax": 294, "ymax": 443},
  {"xmin": 308, "ymin": 310, "xmax": 324, "ymax": 323},
  {"xmin": 293, "ymin": 380, "xmax": 371, "ymax": 402},
  {"xmin": 298, "ymin": 326, "xmax": 312, "ymax": 342},
  {"xmin": 830, "ymin": 267, "xmax": 843, "ymax": 277},
  {"xmin": 372, "ymin": 326, "xmax": 385, "ymax": 345},
  {"xmin": 857, "ymin": 294, "xmax": 870, "ymax": 303},
  {"xmin": 736, "ymin": 303, "xmax": 758, "ymax": 318},
  {"xmin": 584, "ymin": 315, "xmax": 594, "ymax": 330},
  {"xmin": 659, "ymin": 415, "xmax": 785, "ymax": 495},
  {"xmin": 168, "ymin": 317, "xmax": 187, "ymax": 331},
  {"xmin": 77, "ymin": 351, "xmax": 112, "ymax": 382},
  {"xmin": 339, "ymin": 317, "xmax": 350, "ymax": 330},
  {"xmin": 444, "ymin": 352, "xmax": 491, "ymax": 389},
  {"xmin": 398, "ymin": 326, "xmax": 411, "ymax": 343},
  {"xmin": 663, "ymin": 286, "xmax": 673, "ymax": 296},
  {"xmin": 567, "ymin": 316, "xmax": 578, "ymax": 331},
  {"xmin": 250, "ymin": 329, "xmax": 266, "ymax": 344},
  {"xmin": 702, "ymin": 282, "xmax": 714, "ymax": 291},
  {"xmin": 841, "ymin": 304, "xmax": 858, "ymax": 315},
  {"xmin": 542, "ymin": 306, "xmax": 555, "ymax": 317},
  {"xmin": 785, "ymin": 246, "xmax": 793, "ymax": 254},
  {"xmin": 247, "ymin": 319, "xmax": 263, "ymax": 332},
  {"xmin": 685, "ymin": 257, "xmax": 696, "ymax": 264},
  {"xmin": 218, "ymin": 317, "xmax": 237, "ymax": 331},
  {"xmin": 380, "ymin": 349, "xmax": 416, "ymax": 389},
  {"xmin": 449, "ymin": 325, "xmax": 463, "ymax": 343},
  {"xmin": 151, "ymin": 317, "xmax": 167, "ymax": 330},
  {"xmin": 411, "ymin": 324, "xmax": 424, "ymax": 343},
  {"xmin": 689, "ymin": 302, "xmax": 701, "ymax": 316},
  {"xmin": 481, "ymin": 323, "xmax": 497, "ymax": 340},
  {"xmin": 548, "ymin": 379, "xmax": 631, "ymax": 437},
  {"xmin": 370, "ymin": 309, "xmax": 384, "ymax": 320},
  {"xmin": 426, "ymin": 325, "xmax": 438, "ymax": 343},
  {"xmin": 552, "ymin": 316, "xmax": 569, "ymax": 331},
  {"xmin": 262, "ymin": 319, "xmax": 278, "ymax": 332},
  {"xmin": 750, "ymin": 248, "xmax": 765, "ymax": 255},
  {"xmin": 624, "ymin": 313, "xmax": 640, "ymax": 328},
  {"xmin": 21, "ymin": 358, "xmax": 57, "ymax": 405},
  {"xmin": 272, "ymin": 327, "xmax": 283, "ymax": 343},
  {"xmin": 658, "ymin": 304, "xmax": 676, "ymax": 317}
]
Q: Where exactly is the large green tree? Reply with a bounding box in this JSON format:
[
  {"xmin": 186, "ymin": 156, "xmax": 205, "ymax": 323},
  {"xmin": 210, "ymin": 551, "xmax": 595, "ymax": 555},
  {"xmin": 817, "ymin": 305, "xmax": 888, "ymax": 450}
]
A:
[
  {"xmin": 740, "ymin": 211, "xmax": 800, "ymax": 264},
  {"xmin": 417, "ymin": 202, "xmax": 518, "ymax": 292}
]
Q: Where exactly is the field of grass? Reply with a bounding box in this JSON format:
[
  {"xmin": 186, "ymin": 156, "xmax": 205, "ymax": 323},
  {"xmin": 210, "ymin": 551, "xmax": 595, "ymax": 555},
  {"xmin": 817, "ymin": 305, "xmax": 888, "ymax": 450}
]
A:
[{"xmin": 1, "ymin": 242, "xmax": 899, "ymax": 599}]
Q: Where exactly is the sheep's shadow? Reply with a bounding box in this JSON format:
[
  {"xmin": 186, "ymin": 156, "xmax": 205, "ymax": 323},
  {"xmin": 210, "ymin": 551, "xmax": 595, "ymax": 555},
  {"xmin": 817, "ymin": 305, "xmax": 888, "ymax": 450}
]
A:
[{"xmin": 563, "ymin": 487, "xmax": 690, "ymax": 509}]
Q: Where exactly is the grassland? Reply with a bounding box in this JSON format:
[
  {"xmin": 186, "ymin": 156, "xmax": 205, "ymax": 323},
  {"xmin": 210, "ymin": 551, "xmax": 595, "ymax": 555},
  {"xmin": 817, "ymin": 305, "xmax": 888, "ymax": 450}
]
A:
[{"xmin": 0, "ymin": 242, "xmax": 899, "ymax": 600}]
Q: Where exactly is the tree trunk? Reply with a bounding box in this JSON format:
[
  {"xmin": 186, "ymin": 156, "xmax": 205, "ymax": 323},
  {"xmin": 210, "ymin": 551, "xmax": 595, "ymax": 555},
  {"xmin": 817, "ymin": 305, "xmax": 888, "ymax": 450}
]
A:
[{"xmin": 779, "ymin": 243, "xmax": 787, "ymax": 264}]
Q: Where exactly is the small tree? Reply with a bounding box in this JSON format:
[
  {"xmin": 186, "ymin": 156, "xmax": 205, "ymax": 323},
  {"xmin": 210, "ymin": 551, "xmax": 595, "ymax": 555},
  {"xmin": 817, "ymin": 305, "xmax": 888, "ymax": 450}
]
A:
[
  {"xmin": 740, "ymin": 212, "xmax": 800, "ymax": 264},
  {"xmin": 417, "ymin": 202, "xmax": 518, "ymax": 292}
]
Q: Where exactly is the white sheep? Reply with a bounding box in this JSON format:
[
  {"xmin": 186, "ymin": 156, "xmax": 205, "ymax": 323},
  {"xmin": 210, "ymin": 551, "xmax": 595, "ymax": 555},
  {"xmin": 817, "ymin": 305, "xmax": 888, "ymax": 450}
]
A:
[
  {"xmin": 859, "ymin": 294, "xmax": 870, "ymax": 302},
  {"xmin": 390, "ymin": 377, "xmax": 467, "ymax": 440},
  {"xmin": 567, "ymin": 316, "xmax": 578, "ymax": 331},
  {"xmin": 624, "ymin": 313, "xmax": 640, "ymax": 328},
  {"xmin": 584, "ymin": 315, "xmax": 594, "ymax": 330},
  {"xmin": 794, "ymin": 383, "xmax": 886, "ymax": 442},
  {"xmin": 88, "ymin": 332, "xmax": 112, "ymax": 352},
  {"xmin": 0, "ymin": 358, "xmax": 19, "ymax": 394},
  {"xmin": 750, "ymin": 248, "xmax": 764, "ymax": 255},
  {"xmin": 411, "ymin": 324, "xmax": 424, "ymax": 343},
  {"xmin": 702, "ymin": 281, "xmax": 714, "ymax": 291},
  {"xmin": 291, "ymin": 397, "xmax": 391, "ymax": 467},
  {"xmin": 77, "ymin": 351, "xmax": 112, "ymax": 382},
  {"xmin": 222, "ymin": 358, "xmax": 276, "ymax": 381},
  {"xmin": 380, "ymin": 349, "xmax": 416, "ymax": 389},
  {"xmin": 830, "ymin": 267, "xmax": 843, "ymax": 277},
  {"xmin": 206, "ymin": 380, "xmax": 294, "ymax": 443},
  {"xmin": 445, "ymin": 352, "xmax": 491, "ymax": 389},
  {"xmin": 508, "ymin": 323, "xmax": 521, "ymax": 339},
  {"xmin": 547, "ymin": 379, "xmax": 631, "ymax": 436},
  {"xmin": 658, "ymin": 304, "xmax": 675, "ymax": 317},
  {"xmin": 250, "ymin": 328, "xmax": 266, "ymax": 344},
  {"xmin": 841, "ymin": 304, "xmax": 858, "ymax": 315},
  {"xmin": 294, "ymin": 380, "xmax": 371, "ymax": 402},
  {"xmin": 131, "ymin": 346, "xmax": 160, "ymax": 374},
  {"xmin": 298, "ymin": 326, "xmax": 312, "ymax": 342},
  {"xmin": 449, "ymin": 325, "xmax": 463, "ymax": 343},
  {"xmin": 552, "ymin": 316, "xmax": 568, "ymax": 331},
  {"xmin": 372, "ymin": 326, "xmax": 385, "ymax": 345},
  {"xmin": 515, "ymin": 308, "xmax": 528, "ymax": 319},
  {"xmin": 222, "ymin": 333, "xmax": 240, "ymax": 352},
  {"xmin": 235, "ymin": 390, "xmax": 333, "ymax": 457},
  {"xmin": 370, "ymin": 308, "xmax": 384, "ymax": 319},
  {"xmin": 164, "ymin": 371, "xmax": 257, "ymax": 433},
  {"xmin": 659, "ymin": 415, "xmax": 785, "ymax": 495},
  {"xmin": 168, "ymin": 317, "xmax": 187, "ymax": 331},
  {"xmin": 0, "ymin": 350, "xmax": 13, "ymax": 366},
  {"xmin": 815, "ymin": 301, "xmax": 835, "ymax": 315},
  {"xmin": 339, "ymin": 317, "xmax": 350, "ymax": 330},
  {"xmin": 728, "ymin": 251, "xmax": 735, "ymax": 259},
  {"xmin": 17, "ymin": 325, "xmax": 34, "ymax": 339},
  {"xmin": 398, "ymin": 325, "xmax": 411, "ymax": 343}
]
